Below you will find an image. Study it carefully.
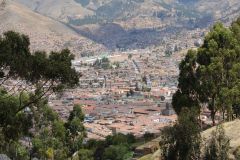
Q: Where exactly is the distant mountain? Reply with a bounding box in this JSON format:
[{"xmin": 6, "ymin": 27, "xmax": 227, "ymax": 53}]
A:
[
  {"xmin": 0, "ymin": 0, "xmax": 106, "ymax": 56},
  {"xmin": 13, "ymin": 0, "xmax": 93, "ymax": 22},
  {"xmin": 69, "ymin": 0, "xmax": 240, "ymax": 49},
  {"xmin": 9, "ymin": 0, "xmax": 240, "ymax": 50}
]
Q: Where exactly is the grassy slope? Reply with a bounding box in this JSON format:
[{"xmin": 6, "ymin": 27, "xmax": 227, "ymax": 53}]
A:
[
  {"xmin": 138, "ymin": 150, "xmax": 161, "ymax": 160},
  {"xmin": 138, "ymin": 119, "xmax": 240, "ymax": 160},
  {"xmin": 202, "ymin": 119, "xmax": 240, "ymax": 158}
]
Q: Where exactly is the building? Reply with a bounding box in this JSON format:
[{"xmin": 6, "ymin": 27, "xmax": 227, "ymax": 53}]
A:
[{"xmin": 162, "ymin": 103, "xmax": 175, "ymax": 116}]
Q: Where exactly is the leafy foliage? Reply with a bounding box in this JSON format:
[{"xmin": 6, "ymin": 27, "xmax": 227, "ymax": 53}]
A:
[
  {"xmin": 204, "ymin": 125, "xmax": 230, "ymax": 160},
  {"xmin": 78, "ymin": 149, "xmax": 94, "ymax": 160},
  {"xmin": 173, "ymin": 20, "xmax": 240, "ymax": 125},
  {"xmin": 103, "ymin": 145, "xmax": 133, "ymax": 160},
  {"xmin": 93, "ymin": 57, "xmax": 111, "ymax": 70},
  {"xmin": 0, "ymin": 31, "xmax": 80, "ymax": 159},
  {"xmin": 84, "ymin": 133, "xmax": 136, "ymax": 160},
  {"xmin": 0, "ymin": 31, "xmax": 79, "ymax": 86},
  {"xmin": 32, "ymin": 104, "xmax": 86, "ymax": 160},
  {"xmin": 160, "ymin": 108, "xmax": 201, "ymax": 160},
  {"xmin": 65, "ymin": 105, "xmax": 86, "ymax": 156}
]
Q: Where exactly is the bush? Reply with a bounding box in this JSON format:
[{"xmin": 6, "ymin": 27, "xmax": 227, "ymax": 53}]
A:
[{"xmin": 204, "ymin": 125, "xmax": 230, "ymax": 160}]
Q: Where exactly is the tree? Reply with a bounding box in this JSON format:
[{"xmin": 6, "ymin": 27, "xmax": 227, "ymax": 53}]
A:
[
  {"xmin": 204, "ymin": 125, "xmax": 230, "ymax": 160},
  {"xmin": 128, "ymin": 54, "xmax": 132, "ymax": 60},
  {"xmin": 52, "ymin": 120, "xmax": 66, "ymax": 141},
  {"xmin": 126, "ymin": 134, "xmax": 136, "ymax": 144},
  {"xmin": 172, "ymin": 50, "xmax": 200, "ymax": 115},
  {"xmin": 32, "ymin": 104, "xmax": 86, "ymax": 160},
  {"xmin": 92, "ymin": 140, "xmax": 107, "ymax": 160},
  {"xmin": 0, "ymin": 140, "xmax": 29, "ymax": 160},
  {"xmin": 231, "ymin": 17, "xmax": 240, "ymax": 42},
  {"xmin": 143, "ymin": 132, "xmax": 155, "ymax": 141},
  {"xmin": 0, "ymin": 90, "xmax": 32, "ymax": 142},
  {"xmin": 165, "ymin": 49, "xmax": 172, "ymax": 57},
  {"xmin": 65, "ymin": 104, "xmax": 86, "ymax": 156},
  {"xmin": 101, "ymin": 57, "xmax": 111, "ymax": 69},
  {"xmin": 0, "ymin": 31, "xmax": 79, "ymax": 159},
  {"xmin": 197, "ymin": 23, "xmax": 239, "ymax": 125},
  {"xmin": 106, "ymin": 133, "xmax": 129, "ymax": 146},
  {"xmin": 68, "ymin": 104, "xmax": 85, "ymax": 122},
  {"xmin": 112, "ymin": 61, "xmax": 120, "ymax": 69},
  {"xmin": 78, "ymin": 149, "xmax": 94, "ymax": 160},
  {"xmin": 85, "ymin": 133, "xmax": 136, "ymax": 160},
  {"xmin": 32, "ymin": 117, "xmax": 68, "ymax": 160},
  {"xmin": 103, "ymin": 145, "xmax": 133, "ymax": 160},
  {"xmin": 0, "ymin": 31, "xmax": 79, "ymax": 127},
  {"xmin": 173, "ymin": 21, "xmax": 240, "ymax": 125},
  {"xmin": 30, "ymin": 96, "xmax": 69, "ymax": 160},
  {"xmin": 160, "ymin": 108, "xmax": 201, "ymax": 160},
  {"xmin": 93, "ymin": 57, "xmax": 111, "ymax": 70},
  {"xmin": 0, "ymin": 31, "xmax": 79, "ymax": 86}
]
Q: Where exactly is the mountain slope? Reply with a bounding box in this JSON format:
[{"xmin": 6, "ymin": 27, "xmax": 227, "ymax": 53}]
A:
[
  {"xmin": 13, "ymin": 0, "xmax": 93, "ymax": 22},
  {"xmin": 0, "ymin": 0, "xmax": 106, "ymax": 56},
  {"xmin": 10, "ymin": 0, "xmax": 240, "ymax": 50},
  {"xmin": 16, "ymin": 0, "xmax": 240, "ymax": 29}
]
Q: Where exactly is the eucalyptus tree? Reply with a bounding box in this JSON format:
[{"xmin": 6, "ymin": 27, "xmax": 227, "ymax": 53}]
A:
[
  {"xmin": 173, "ymin": 21, "xmax": 240, "ymax": 125},
  {"xmin": 0, "ymin": 31, "xmax": 80, "ymax": 158}
]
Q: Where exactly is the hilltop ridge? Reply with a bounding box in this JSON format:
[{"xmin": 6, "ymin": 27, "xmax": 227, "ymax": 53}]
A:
[
  {"xmin": 2, "ymin": 0, "xmax": 240, "ymax": 52},
  {"xmin": 0, "ymin": 0, "xmax": 106, "ymax": 56}
]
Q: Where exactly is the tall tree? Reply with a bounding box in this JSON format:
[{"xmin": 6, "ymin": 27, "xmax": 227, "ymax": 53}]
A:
[
  {"xmin": 0, "ymin": 31, "xmax": 79, "ymax": 159},
  {"xmin": 173, "ymin": 21, "xmax": 240, "ymax": 125},
  {"xmin": 197, "ymin": 23, "xmax": 239, "ymax": 124},
  {"xmin": 160, "ymin": 108, "xmax": 201, "ymax": 160},
  {"xmin": 65, "ymin": 104, "xmax": 86, "ymax": 156},
  {"xmin": 0, "ymin": 31, "xmax": 79, "ymax": 111},
  {"xmin": 172, "ymin": 49, "xmax": 200, "ymax": 115}
]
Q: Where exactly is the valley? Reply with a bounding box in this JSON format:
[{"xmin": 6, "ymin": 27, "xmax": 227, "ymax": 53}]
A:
[{"xmin": 1, "ymin": 0, "xmax": 240, "ymax": 55}]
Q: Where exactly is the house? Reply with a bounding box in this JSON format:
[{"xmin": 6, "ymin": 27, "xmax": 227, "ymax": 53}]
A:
[
  {"xmin": 162, "ymin": 103, "xmax": 175, "ymax": 116},
  {"xmin": 133, "ymin": 108, "xmax": 149, "ymax": 115}
]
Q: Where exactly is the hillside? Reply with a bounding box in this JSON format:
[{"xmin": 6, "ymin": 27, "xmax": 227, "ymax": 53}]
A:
[
  {"xmin": 14, "ymin": 0, "xmax": 93, "ymax": 22},
  {"xmin": 14, "ymin": 0, "xmax": 240, "ymax": 28},
  {"xmin": 0, "ymin": 0, "xmax": 106, "ymax": 57},
  {"xmin": 202, "ymin": 120, "xmax": 240, "ymax": 159},
  {"xmin": 9, "ymin": 0, "xmax": 240, "ymax": 50},
  {"xmin": 69, "ymin": 0, "xmax": 240, "ymax": 50},
  {"xmin": 138, "ymin": 119, "xmax": 240, "ymax": 160}
]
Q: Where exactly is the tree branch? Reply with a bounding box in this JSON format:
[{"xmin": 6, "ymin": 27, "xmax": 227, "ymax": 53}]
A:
[{"xmin": 15, "ymin": 82, "xmax": 54, "ymax": 115}]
